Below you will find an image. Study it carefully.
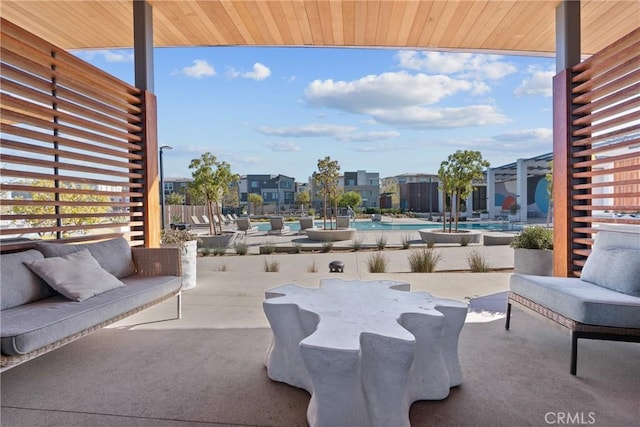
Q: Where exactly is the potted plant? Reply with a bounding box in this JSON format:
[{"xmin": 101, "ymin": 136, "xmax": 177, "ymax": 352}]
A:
[
  {"xmin": 161, "ymin": 228, "xmax": 199, "ymax": 290},
  {"xmin": 510, "ymin": 226, "xmax": 553, "ymax": 276},
  {"xmin": 508, "ymin": 203, "xmax": 520, "ymax": 222},
  {"xmin": 480, "ymin": 209, "xmax": 489, "ymax": 220}
]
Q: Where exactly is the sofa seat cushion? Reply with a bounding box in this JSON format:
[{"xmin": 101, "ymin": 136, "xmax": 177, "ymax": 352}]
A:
[
  {"xmin": 0, "ymin": 275, "xmax": 181, "ymax": 356},
  {"xmin": 35, "ymin": 237, "xmax": 135, "ymax": 279},
  {"xmin": 1, "ymin": 250, "xmax": 55, "ymax": 310},
  {"xmin": 510, "ymin": 273, "xmax": 640, "ymax": 329}
]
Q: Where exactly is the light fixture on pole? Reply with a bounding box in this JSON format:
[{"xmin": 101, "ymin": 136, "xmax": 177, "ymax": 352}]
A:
[{"xmin": 159, "ymin": 145, "xmax": 173, "ymax": 229}]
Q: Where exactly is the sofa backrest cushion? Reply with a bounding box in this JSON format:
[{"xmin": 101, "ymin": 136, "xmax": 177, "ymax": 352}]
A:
[
  {"xmin": 581, "ymin": 246, "xmax": 640, "ymax": 297},
  {"xmin": 594, "ymin": 230, "xmax": 640, "ymax": 250},
  {"xmin": 35, "ymin": 237, "xmax": 135, "ymax": 279},
  {"xmin": 1, "ymin": 249, "xmax": 56, "ymax": 310}
]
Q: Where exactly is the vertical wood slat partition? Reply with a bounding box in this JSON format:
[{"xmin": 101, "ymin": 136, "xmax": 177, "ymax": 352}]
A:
[
  {"xmin": 553, "ymin": 27, "xmax": 640, "ymax": 277},
  {"xmin": 0, "ymin": 18, "xmax": 159, "ymax": 251}
]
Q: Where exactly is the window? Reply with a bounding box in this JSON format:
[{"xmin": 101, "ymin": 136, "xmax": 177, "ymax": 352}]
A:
[
  {"xmin": 164, "ymin": 182, "xmax": 173, "ymax": 191},
  {"xmin": 251, "ymin": 181, "xmax": 259, "ymax": 188}
]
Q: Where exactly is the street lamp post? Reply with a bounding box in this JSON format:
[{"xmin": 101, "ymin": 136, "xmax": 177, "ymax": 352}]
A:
[
  {"xmin": 428, "ymin": 176, "xmax": 433, "ymax": 221},
  {"xmin": 159, "ymin": 145, "xmax": 173, "ymax": 229},
  {"xmin": 276, "ymin": 176, "xmax": 280, "ymax": 216}
]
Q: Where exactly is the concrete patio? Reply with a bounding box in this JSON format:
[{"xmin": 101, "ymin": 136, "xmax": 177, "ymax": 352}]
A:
[{"xmin": 2, "ymin": 231, "xmax": 638, "ymax": 426}]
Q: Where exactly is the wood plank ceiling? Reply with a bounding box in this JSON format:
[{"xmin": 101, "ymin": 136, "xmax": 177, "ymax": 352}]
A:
[{"xmin": 1, "ymin": 1, "xmax": 638, "ymax": 56}]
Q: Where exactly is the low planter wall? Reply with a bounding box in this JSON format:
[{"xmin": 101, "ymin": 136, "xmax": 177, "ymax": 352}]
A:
[
  {"xmin": 198, "ymin": 232, "xmax": 238, "ymax": 249},
  {"xmin": 305, "ymin": 228, "xmax": 356, "ymax": 242},
  {"xmin": 418, "ymin": 229, "xmax": 482, "ymax": 245}
]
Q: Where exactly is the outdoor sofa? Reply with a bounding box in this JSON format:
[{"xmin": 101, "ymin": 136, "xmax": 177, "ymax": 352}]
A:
[
  {"xmin": 1, "ymin": 237, "xmax": 182, "ymax": 371},
  {"xmin": 506, "ymin": 229, "xmax": 640, "ymax": 375}
]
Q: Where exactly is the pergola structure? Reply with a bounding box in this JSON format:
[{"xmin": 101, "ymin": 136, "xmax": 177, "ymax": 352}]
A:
[{"xmin": 1, "ymin": 0, "xmax": 638, "ymax": 277}]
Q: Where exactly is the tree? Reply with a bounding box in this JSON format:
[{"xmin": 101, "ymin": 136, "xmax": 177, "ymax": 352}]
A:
[
  {"xmin": 546, "ymin": 160, "xmax": 553, "ymax": 227},
  {"xmin": 11, "ymin": 179, "xmax": 110, "ymax": 237},
  {"xmin": 188, "ymin": 152, "xmax": 239, "ymax": 235},
  {"xmin": 296, "ymin": 190, "xmax": 310, "ymax": 213},
  {"xmin": 166, "ymin": 192, "xmax": 185, "ymax": 205},
  {"xmin": 248, "ymin": 192, "xmax": 263, "ymax": 216},
  {"xmin": 312, "ymin": 156, "xmax": 340, "ymax": 230},
  {"xmin": 438, "ymin": 160, "xmax": 455, "ymax": 232},
  {"xmin": 338, "ymin": 191, "xmax": 362, "ymax": 209},
  {"xmin": 438, "ymin": 150, "xmax": 490, "ymax": 232}
]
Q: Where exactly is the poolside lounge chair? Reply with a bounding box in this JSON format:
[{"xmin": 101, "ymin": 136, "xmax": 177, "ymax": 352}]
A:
[
  {"xmin": 190, "ymin": 215, "xmax": 208, "ymax": 227},
  {"xmin": 231, "ymin": 213, "xmax": 239, "ymax": 221},
  {"xmin": 201, "ymin": 215, "xmax": 210, "ymax": 224},
  {"xmin": 236, "ymin": 217, "xmax": 259, "ymax": 234},
  {"xmin": 226, "ymin": 214, "xmax": 236, "ymax": 224},
  {"xmin": 298, "ymin": 217, "xmax": 317, "ymax": 235},
  {"xmin": 216, "ymin": 214, "xmax": 229, "ymax": 225},
  {"xmin": 336, "ymin": 216, "xmax": 351, "ymax": 229},
  {"xmin": 268, "ymin": 216, "xmax": 292, "ymax": 235}
]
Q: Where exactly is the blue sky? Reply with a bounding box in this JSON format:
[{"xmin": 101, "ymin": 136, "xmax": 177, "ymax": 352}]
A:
[{"xmin": 77, "ymin": 47, "xmax": 555, "ymax": 182}]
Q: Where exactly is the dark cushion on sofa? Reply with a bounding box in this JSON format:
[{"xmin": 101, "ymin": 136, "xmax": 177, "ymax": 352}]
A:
[
  {"xmin": 1, "ymin": 250, "xmax": 56, "ymax": 310},
  {"xmin": 510, "ymin": 273, "xmax": 640, "ymax": 328},
  {"xmin": 35, "ymin": 237, "xmax": 135, "ymax": 279},
  {"xmin": 0, "ymin": 274, "xmax": 181, "ymax": 356}
]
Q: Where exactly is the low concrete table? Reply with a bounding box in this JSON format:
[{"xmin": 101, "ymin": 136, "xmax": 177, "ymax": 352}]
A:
[{"xmin": 263, "ymin": 279, "xmax": 467, "ymax": 427}]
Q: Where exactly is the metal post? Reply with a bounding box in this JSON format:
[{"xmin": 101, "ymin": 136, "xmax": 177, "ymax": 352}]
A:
[
  {"xmin": 428, "ymin": 176, "xmax": 433, "ymax": 221},
  {"xmin": 159, "ymin": 145, "xmax": 173, "ymax": 229}
]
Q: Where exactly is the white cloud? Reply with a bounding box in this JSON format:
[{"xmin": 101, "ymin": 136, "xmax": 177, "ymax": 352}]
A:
[
  {"xmin": 264, "ymin": 141, "xmax": 301, "ymax": 152},
  {"xmin": 182, "ymin": 59, "xmax": 216, "ymax": 78},
  {"xmin": 492, "ymin": 128, "xmax": 553, "ymax": 142},
  {"xmin": 514, "ymin": 66, "xmax": 554, "ymax": 97},
  {"xmin": 243, "ymin": 63, "xmax": 271, "ymax": 81},
  {"xmin": 396, "ymin": 51, "xmax": 516, "ymax": 80},
  {"xmin": 338, "ymin": 131, "xmax": 400, "ymax": 142},
  {"xmin": 229, "ymin": 63, "xmax": 272, "ymax": 80},
  {"xmin": 368, "ymin": 105, "xmax": 509, "ymax": 129},
  {"xmin": 305, "ymin": 71, "xmax": 472, "ymax": 113},
  {"xmin": 257, "ymin": 124, "xmax": 357, "ymax": 138},
  {"xmin": 75, "ymin": 50, "xmax": 134, "ymax": 63}
]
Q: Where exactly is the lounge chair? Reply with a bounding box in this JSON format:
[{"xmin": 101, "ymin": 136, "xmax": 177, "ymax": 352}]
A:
[
  {"xmin": 231, "ymin": 213, "xmax": 239, "ymax": 221},
  {"xmin": 216, "ymin": 214, "xmax": 230, "ymax": 225},
  {"xmin": 298, "ymin": 217, "xmax": 317, "ymax": 235},
  {"xmin": 201, "ymin": 215, "xmax": 210, "ymax": 224},
  {"xmin": 226, "ymin": 214, "xmax": 236, "ymax": 223},
  {"xmin": 190, "ymin": 215, "xmax": 208, "ymax": 227},
  {"xmin": 236, "ymin": 217, "xmax": 259, "ymax": 234},
  {"xmin": 336, "ymin": 216, "xmax": 351, "ymax": 229},
  {"xmin": 268, "ymin": 216, "xmax": 292, "ymax": 235}
]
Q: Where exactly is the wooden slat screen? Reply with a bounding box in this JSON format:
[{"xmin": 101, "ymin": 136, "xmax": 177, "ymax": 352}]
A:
[
  {"xmin": 554, "ymin": 27, "xmax": 640, "ymax": 277},
  {"xmin": 0, "ymin": 18, "xmax": 156, "ymax": 252}
]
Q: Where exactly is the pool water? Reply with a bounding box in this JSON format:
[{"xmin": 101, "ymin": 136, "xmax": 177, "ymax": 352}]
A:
[{"xmin": 255, "ymin": 221, "xmax": 521, "ymax": 232}]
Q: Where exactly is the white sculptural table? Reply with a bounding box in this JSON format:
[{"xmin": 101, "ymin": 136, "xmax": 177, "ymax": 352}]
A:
[{"xmin": 263, "ymin": 279, "xmax": 467, "ymax": 427}]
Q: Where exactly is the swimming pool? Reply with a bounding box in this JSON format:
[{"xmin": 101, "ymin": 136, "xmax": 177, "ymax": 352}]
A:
[{"xmin": 255, "ymin": 221, "xmax": 522, "ymax": 232}]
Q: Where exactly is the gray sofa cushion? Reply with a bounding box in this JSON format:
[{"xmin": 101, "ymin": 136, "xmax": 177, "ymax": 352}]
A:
[
  {"xmin": 1, "ymin": 250, "xmax": 55, "ymax": 310},
  {"xmin": 35, "ymin": 237, "xmax": 135, "ymax": 279},
  {"xmin": 594, "ymin": 230, "xmax": 640, "ymax": 250},
  {"xmin": 580, "ymin": 247, "xmax": 640, "ymax": 297},
  {"xmin": 24, "ymin": 249, "xmax": 125, "ymax": 302},
  {"xmin": 0, "ymin": 274, "xmax": 181, "ymax": 356},
  {"xmin": 510, "ymin": 273, "xmax": 640, "ymax": 328}
]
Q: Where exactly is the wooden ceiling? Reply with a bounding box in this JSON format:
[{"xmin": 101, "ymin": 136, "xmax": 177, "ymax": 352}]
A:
[{"xmin": 1, "ymin": 1, "xmax": 638, "ymax": 56}]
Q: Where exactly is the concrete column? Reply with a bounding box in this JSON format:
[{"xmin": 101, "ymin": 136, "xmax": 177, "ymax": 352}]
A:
[
  {"xmin": 466, "ymin": 193, "xmax": 473, "ymax": 218},
  {"xmin": 134, "ymin": 0, "xmax": 154, "ymax": 92},
  {"xmin": 486, "ymin": 168, "xmax": 495, "ymax": 219},
  {"xmin": 516, "ymin": 159, "xmax": 528, "ymax": 222}
]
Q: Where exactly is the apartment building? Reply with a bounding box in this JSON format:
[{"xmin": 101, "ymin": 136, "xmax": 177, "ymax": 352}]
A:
[{"xmin": 239, "ymin": 174, "xmax": 295, "ymax": 215}]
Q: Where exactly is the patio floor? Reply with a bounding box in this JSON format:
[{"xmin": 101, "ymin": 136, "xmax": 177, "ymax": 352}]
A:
[{"xmin": 2, "ymin": 233, "xmax": 638, "ymax": 426}]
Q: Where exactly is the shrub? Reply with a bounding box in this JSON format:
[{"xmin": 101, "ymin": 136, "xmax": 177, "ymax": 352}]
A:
[
  {"xmin": 262, "ymin": 239, "xmax": 276, "ymax": 254},
  {"xmin": 307, "ymin": 260, "xmax": 318, "ymax": 273},
  {"xmin": 459, "ymin": 234, "xmax": 471, "ymax": 247},
  {"xmin": 375, "ymin": 235, "xmax": 387, "ymax": 250},
  {"xmin": 351, "ymin": 238, "xmax": 362, "ymax": 251},
  {"xmin": 510, "ymin": 226, "xmax": 553, "ymax": 250},
  {"xmin": 213, "ymin": 246, "xmax": 227, "ymax": 256},
  {"xmin": 367, "ymin": 252, "xmax": 388, "ymax": 273},
  {"xmin": 408, "ymin": 248, "xmax": 442, "ymax": 273},
  {"xmin": 263, "ymin": 258, "xmax": 280, "ymax": 272},
  {"xmin": 322, "ymin": 241, "xmax": 333, "ymax": 253},
  {"xmin": 401, "ymin": 233, "xmax": 412, "ymax": 249},
  {"xmin": 293, "ymin": 243, "xmax": 302, "ymax": 254},
  {"xmin": 201, "ymin": 247, "xmax": 211, "ymax": 256},
  {"xmin": 234, "ymin": 241, "xmax": 248, "ymax": 255},
  {"xmin": 467, "ymin": 250, "xmax": 491, "ymax": 272}
]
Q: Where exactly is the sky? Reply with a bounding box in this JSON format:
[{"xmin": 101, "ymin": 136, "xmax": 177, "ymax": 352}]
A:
[{"xmin": 76, "ymin": 47, "xmax": 556, "ymax": 183}]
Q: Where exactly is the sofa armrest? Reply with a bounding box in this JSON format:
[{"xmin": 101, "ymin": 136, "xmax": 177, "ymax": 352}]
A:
[{"xmin": 131, "ymin": 247, "xmax": 181, "ymax": 277}]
